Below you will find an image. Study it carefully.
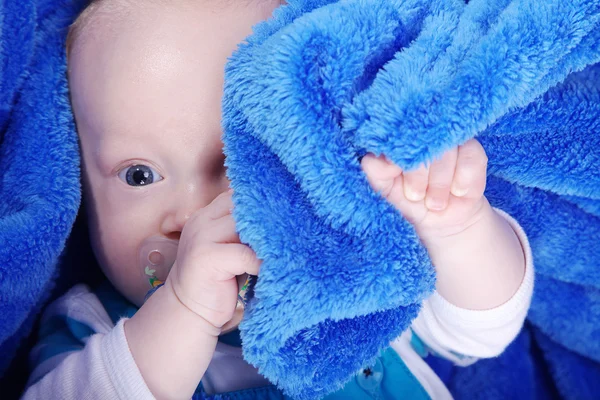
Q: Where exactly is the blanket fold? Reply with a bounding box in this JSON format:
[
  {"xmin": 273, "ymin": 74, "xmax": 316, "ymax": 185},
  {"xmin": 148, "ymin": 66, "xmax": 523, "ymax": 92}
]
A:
[
  {"xmin": 222, "ymin": 0, "xmax": 600, "ymax": 398},
  {"xmin": 0, "ymin": 0, "xmax": 86, "ymax": 374}
]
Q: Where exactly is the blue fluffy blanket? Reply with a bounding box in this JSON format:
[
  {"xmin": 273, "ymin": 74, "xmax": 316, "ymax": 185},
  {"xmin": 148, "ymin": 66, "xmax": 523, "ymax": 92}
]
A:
[{"xmin": 1, "ymin": 0, "xmax": 599, "ymax": 399}]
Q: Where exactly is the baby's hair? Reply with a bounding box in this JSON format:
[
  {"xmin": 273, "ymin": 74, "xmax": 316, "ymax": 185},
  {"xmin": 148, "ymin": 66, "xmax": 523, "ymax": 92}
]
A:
[{"xmin": 66, "ymin": 0, "xmax": 103, "ymax": 58}]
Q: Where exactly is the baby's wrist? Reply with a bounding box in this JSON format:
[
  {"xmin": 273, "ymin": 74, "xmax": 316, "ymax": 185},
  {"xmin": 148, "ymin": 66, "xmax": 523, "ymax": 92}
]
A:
[
  {"xmin": 125, "ymin": 276, "xmax": 221, "ymax": 399},
  {"xmin": 420, "ymin": 201, "xmax": 500, "ymax": 267},
  {"xmin": 421, "ymin": 203, "xmax": 526, "ymax": 310},
  {"xmin": 419, "ymin": 198, "xmax": 493, "ymax": 251},
  {"xmin": 162, "ymin": 280, "xmax": 223, "ymax": 338}
]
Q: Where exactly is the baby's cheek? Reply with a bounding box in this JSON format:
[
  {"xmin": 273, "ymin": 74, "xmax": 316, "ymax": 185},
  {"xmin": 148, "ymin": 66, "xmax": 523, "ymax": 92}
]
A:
[
  {"xmin": 90, "ymin": 190, "xmax": 163, "ymax": 307},
  {"xmin": 93, "ymin": 231, "xmax": 148, "ymax": 307},
  {"xmin": 109, "ymin": 262, "xmax": 149, "ymax": 307}
]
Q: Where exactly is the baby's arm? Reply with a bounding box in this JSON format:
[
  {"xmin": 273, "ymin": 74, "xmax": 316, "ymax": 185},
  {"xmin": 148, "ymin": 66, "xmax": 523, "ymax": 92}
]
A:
[
  {"xmin": 22, "ymin": 275, "xmax": 227, "ymax": 400},
  {"xmin": 410, "ymin": 208, "xmax": 533, "ymax": 363},
  {"xmin": 22, "ymin": 285, "xmax": 222, "ymax": 400},
  {"xmin": 419, "ymin": 198, "xmax": 527, "ymax": 310},
  {"xmin": 24, "ymin": 190, "xmax": 261, "ymax": 400},
  {"xmin": 361, "ymin": 138, "xmax": 530, "ymax": 359},
  {"xmin": 22, "ymin": 285, "xmax": 155, "ymax": 399}
]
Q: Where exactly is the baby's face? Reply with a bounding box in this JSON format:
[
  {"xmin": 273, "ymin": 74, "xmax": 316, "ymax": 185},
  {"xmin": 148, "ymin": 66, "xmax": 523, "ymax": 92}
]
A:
[{"xmin": 69, "ymin": 0, "xmax": 281, "ymax": 306}]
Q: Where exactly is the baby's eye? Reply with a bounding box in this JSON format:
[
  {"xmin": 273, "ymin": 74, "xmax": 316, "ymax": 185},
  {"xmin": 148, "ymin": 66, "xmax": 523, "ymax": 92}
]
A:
[{"xmin": 118, "ymin": 164, "xmax": 164, "ymax": 187}]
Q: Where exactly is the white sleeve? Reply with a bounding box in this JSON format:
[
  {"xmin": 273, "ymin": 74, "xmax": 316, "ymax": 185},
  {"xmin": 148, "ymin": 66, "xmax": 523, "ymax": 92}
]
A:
[
  {"xmin": 21, "ymin": 319, "xmax": 156, "ymax": 400},
  {"xmin": 410, "ymin": 208, "xmax": 535, "ymax": 366}
]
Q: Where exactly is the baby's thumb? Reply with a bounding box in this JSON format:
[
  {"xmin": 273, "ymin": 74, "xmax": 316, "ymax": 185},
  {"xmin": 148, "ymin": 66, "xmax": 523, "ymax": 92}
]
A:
[{"xmin": 361, "ymin": 153, "xmax": 402, "ymax": 197}]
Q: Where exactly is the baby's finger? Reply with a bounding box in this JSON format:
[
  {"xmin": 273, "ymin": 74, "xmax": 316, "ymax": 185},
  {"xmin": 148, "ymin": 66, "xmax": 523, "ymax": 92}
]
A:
[
  {"xmin": 208, "ymin": 243, "xmax": 262, "ymax": 280},
  {"xmin": 379, "ymin": 174, "xmax": 426, "ymax": 226},
  {"xmin": 402, "ymin": 164, "xmax": 429, "ymax": 202},
  {"xmin": 361, "ymin": 153, "xmax": 402, "ymax": 197},
  {"xmin": 379, "ymin": 174, "xmax": 404, "ymax": 207},
  {"xmin": 451, "ymin": 139, "xmax": 488, "ymax": 199},
  {"xmin": 205, "ymin": 189, "xmax": 234, "ymax": 220},
  {"xmin": 204, "ymin": 214, "xmax": 241, "ymax": 244},
  {"xmin": 425, "ymin": 148, "xmax": 458, "ymax": 211}
]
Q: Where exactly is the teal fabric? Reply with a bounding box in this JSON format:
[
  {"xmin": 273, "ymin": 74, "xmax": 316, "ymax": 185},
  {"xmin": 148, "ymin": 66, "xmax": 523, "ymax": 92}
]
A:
[
  {"xmin": 65, "ymin": 319, "xmax": 97, "ymax": 341},
  {"xmin": 94, "ymin": 282, "xmax": 431, "ymax": 400},
  {"xmin": 410, "ymin": 332, "xmax": 430, "ymax": 358},
  {"xmin": 30, "ymin": 284, "xmax": 126, "ymax": 371},
  {"xmin": 95, "ymin": 281, "xmax": 138, "ymax": 323},
  {"xmin": 29, "ymin": 282, "xmax": 434, "ymax": 399},
  {"xmin": 324, "ymin": 347, "xmax": 430, "ymax": 400},
  {"xmin": 192, "ymin": 347, "xmax": 432, "ymax": 400},
  {"xmin": 31, "ymin": 324, "xmax": 83, "ymax": 367},
  {"xmin": 32, "ymin": 314, "xmax": 96, "ymax": 368}
]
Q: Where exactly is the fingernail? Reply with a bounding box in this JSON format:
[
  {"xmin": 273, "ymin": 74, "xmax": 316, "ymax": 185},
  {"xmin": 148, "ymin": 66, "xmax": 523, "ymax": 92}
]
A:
[
  {"xmin": 451, "ymin": 184, "xmax": 468, "ymax": 197},
  {"xmin": 405, "ymin": 187, "xmax": 425, "ymax": 202},
  {"xmin": 426, "ymin": 196, "xmax": 446, "ymax": 211}
]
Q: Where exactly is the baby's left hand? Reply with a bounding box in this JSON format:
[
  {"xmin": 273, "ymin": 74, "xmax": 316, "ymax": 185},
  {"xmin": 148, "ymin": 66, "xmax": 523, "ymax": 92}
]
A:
[{"xmin": 361, "ymin": 138, "xmax": 489, "ymax": 242}]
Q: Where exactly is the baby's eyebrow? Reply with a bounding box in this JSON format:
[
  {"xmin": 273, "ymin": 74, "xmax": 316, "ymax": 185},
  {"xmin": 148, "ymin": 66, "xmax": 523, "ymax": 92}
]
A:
[
  {"xmin": 90, "ymin": 143, "xmax": 129, "ymax": 176},
  {"xmin": 92, "ymin": 152, "xmax": 117, "ymax": 177}
]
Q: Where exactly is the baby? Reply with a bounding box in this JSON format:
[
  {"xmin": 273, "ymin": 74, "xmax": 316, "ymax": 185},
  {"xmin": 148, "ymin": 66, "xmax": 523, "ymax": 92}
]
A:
[{"xmin": 23, "ymin": 0, "xmax": 533, "ymax": 399}]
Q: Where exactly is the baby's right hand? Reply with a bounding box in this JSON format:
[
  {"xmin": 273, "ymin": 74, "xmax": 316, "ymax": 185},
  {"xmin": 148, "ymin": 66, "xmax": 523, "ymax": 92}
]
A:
[{"xmin": 164, "ymin": 189, "xmax": 261, "ymax": 334}]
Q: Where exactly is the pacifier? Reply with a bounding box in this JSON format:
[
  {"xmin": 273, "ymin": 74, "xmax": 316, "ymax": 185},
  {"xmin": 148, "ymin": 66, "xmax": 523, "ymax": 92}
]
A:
[
  {"xmin": 139, "ymin": 235, "xmax": 255, "ymax": 313},
  {"xmin": 139, "ymin": 236, "xmax": 179, "ymax": 289}
]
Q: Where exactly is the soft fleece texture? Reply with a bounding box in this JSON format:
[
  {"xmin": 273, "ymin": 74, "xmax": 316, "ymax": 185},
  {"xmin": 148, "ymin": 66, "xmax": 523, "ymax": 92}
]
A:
[
  {"xmin": 0, "ymin": 0, "xmax": 599, "ymax": 399},
  {"xmin": 0, "ymin": 0, "xmax": 86, "ymax": 376},
  {"xmin": 222, "ymin": 0, "xmax": 600, "ymax": 399}
]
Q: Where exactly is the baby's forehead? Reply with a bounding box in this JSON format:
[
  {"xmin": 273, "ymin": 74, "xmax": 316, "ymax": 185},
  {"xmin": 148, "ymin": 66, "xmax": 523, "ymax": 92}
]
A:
[
  {"xmin": 69, "ymin": 0, "xmax": 252, "ymax": 78},
  {"xmin": 69, "ymin": 7, "xmax": 227, "ymax": 121},
  {"xmin": 68, "ymin": 0, "xmax": 277, "ymax": 81},
  {"xmin": 69, "ymin": 0, "xmax": 278, "ymax": 147}
]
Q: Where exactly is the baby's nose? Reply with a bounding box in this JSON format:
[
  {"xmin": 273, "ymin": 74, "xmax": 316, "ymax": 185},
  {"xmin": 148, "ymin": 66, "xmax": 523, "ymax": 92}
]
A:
[
  {"xmin": 160, "ymin": 209, "xmax": 189, "ymax": 240},
  {"xmin": 159, "ymin": 184, "xmax": 224, "ymax": 237},
  {"xmin": 161, "ymin": 197, "xmax": 197, "ymax": 239}
]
